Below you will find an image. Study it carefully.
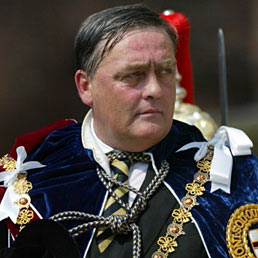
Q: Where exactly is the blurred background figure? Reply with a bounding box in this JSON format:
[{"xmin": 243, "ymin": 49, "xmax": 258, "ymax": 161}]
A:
[
  {"xmin": 161, "ymin": 10, "xmax": 218, "ymax": 140},
  {"xmin": 0, "ymin": 0, "xmax": 257, "ymax": 154}
]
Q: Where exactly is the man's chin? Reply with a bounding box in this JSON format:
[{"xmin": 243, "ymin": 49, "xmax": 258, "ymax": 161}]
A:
[
  {"xmin": 119, "ymin": 131, "xmax": 167, "ymax": 152},
  {"xmin": 133, "ymin": 125, "xmax": 170, "ymax": 146}
]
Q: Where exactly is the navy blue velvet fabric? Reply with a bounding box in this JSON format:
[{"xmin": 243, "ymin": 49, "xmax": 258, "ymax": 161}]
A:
[
  {"xmin": 25, "ymin": 123, "xmax": 106, "ymax": 254},
  {"xmin": 24, "ymin": 120, "xmax": 258, "ymax": 258}
]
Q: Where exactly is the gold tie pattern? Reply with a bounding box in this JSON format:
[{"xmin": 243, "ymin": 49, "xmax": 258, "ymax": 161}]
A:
[{"xmin": 96, "ymin": 152, "xmax": 131, "ymax": 253}]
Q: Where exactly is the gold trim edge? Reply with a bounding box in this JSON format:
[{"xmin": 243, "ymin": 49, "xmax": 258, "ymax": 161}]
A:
[{"xmin": 226, "ymin": 203, "xmax": 258, "ymax": 258}]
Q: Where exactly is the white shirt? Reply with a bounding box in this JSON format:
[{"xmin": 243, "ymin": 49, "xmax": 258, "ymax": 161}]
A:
[{"xmin": 81, "ymin": 110, "xmax": 155, "ymax": 206}]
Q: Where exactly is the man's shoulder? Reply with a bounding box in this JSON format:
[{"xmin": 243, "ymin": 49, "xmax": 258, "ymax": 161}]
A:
[
  {"xmin": 150, "ymin": 120, "xmax": 206, "ymax": 165},
  {"xmin": 172, "ymin": 119, "xmax": 205, "ymax": 141},
  {"xmin": 8, "ymin": 119, "xmax": 78, "ymax": 159},
  {"xmin": 167, "ymin": 119, "xmax": 206, "ymax": 150}
]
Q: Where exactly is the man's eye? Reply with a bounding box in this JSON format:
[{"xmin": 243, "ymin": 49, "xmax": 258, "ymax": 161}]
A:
[
  {"xmin": 125, "ymin": 72, "xmax": 143, "ymax": 78},
  {"xmin": 160, "ymin": 68, "xmax": 173, "ymax": 75}
]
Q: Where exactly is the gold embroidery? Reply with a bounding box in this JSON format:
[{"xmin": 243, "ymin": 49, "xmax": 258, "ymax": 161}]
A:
[
  {"xmin": 152, "ymin": 145, "xmax": 214, "ymax": 258},
  {"xmin": 226, "ymin": 203, "xmax": 258, "ymax": 258}
]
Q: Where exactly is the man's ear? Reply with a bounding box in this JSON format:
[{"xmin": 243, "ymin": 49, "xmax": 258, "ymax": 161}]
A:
[{"xmin": 74, "ymin": 70, "xmax": 93, "ymax": 106}]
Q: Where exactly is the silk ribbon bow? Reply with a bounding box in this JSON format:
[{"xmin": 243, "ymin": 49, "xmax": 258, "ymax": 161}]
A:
[
  {"xmin": 0, "ymin": 146, "xmax": 45, "ymax": 223},
  {"xmin": 176, "ymin": 126, "xmax": 253, "ymax": 194}
]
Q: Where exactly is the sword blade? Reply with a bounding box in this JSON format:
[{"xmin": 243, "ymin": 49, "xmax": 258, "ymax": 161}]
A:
[{"xmin": 218, "ymin": 28, "xmax": 229, "ymax": 126}]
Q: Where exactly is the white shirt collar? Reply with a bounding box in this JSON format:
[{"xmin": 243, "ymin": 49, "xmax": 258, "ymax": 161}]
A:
[
  {"xmin": 81, "ymin": 109, "xmax": 112, "ymax": 175},
  {"xmin": 90, "ymin": 117, "xmax": 113, "ymax": 154},
  {"xmin": 81, "ymin": 109, "xmax": 157, "ymax": 177}
]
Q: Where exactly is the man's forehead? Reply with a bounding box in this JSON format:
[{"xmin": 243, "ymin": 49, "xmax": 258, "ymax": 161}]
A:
[
  {"xmin": 104, "ymin": 29, "xmax": 174, "ymax": 58},
  {"xmin": 120, "ymin": 27, "xmax": 173, "ymax": 47},
  {"xmin": 122, "ymin": 59, "xmax": 176, "ymax": 70},
  {"xmin": 94, "ymin": 26, "xmax": 176, "ymax": 75}
]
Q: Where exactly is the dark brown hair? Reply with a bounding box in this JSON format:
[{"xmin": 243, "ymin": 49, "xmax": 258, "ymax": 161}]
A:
[{"xmin": 74, "ymin": 4, "xmax": 177, "ymax": 77}]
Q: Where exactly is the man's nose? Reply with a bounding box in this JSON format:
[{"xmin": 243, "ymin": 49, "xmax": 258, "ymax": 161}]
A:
[{"xmin": 142, "ymin": 74, "xmax": 162, "ymax": 100}]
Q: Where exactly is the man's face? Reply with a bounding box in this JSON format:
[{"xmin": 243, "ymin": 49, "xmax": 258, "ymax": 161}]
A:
[{"xmin": 78, "ymin": 27, "xmax": 176, "ymax": 152}]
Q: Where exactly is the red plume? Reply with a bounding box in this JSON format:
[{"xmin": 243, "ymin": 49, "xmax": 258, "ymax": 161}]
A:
[{"xmin": 161, "ymin": 12, "xmax": 194, "ymax": 104}]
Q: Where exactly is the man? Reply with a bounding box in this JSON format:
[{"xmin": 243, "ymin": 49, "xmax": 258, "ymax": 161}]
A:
[{"xmin": 0, "ymin": 4, "xmax": 258, "ymax": 258}]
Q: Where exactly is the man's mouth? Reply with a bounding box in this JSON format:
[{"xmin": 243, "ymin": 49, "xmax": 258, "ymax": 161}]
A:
[{"xmin": 138, "ymin": 108, "xmax": 162, "ymax": 116}]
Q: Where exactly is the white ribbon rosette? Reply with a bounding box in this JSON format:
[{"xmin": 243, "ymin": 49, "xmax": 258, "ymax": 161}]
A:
[
  {"xmin": 176, "ymin": 126, "xmax": 253, "ymax": 194},
  {"xmin": 0, "ymin": 146, "xmax": 45, "ymax": 223}
]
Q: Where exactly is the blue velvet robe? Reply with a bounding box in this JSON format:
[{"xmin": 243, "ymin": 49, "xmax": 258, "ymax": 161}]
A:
[{"xmin": 21, "ymin": 120, "xmax": 258, "ymax": 258}]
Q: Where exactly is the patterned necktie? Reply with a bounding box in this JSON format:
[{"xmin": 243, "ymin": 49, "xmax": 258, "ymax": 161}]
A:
[
  {"xmin": 96, "ymin": 152, "xmax": 151, "ymax": 253},
  {"xmin": 96, "ymin": 152, "xmax": 131, "ymax": 253}
]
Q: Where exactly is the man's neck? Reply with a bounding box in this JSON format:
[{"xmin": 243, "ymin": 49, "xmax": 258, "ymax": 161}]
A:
[{"xmin": 91, "ymin": 118, "xmax": 114, "ymax": 154}]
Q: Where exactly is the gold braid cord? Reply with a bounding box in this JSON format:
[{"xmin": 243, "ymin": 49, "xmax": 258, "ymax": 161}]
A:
[
  {"xmin": 0, "ymin": 154, "xmax": 34, "ymax": 231},
  {"xmin": 226, "ymin": 203, "xmax": 258, "ymax": 258},
  {"xmin": 152, "ymin": 146, "xmax": 214, "ymax": 258}
]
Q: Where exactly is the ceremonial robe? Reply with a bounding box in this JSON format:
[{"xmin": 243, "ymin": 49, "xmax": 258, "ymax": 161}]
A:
[{"xmin": 0, "ymin": 118, "xmax": 258, "ymax": 258}]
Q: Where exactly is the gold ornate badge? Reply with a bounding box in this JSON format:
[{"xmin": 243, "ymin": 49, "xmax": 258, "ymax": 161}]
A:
[{"xmin": 226, "ymin": 203, "xmax": 258, "ymax": 258}]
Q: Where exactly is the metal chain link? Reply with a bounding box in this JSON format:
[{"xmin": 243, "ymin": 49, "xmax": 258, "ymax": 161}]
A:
[
  {"xmin": 49, "ymin": 158, "xmax": 169, "ymax": 258},
  {"xmin": 106, "ymin": 151, "xmax": 151, "ymax": 163}
]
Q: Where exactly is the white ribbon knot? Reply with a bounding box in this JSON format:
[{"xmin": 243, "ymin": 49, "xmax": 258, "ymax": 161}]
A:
[
  {"xmin": 176, "ymin": 126, "xmax": 253, "ymax": 194},
  {"xmin": 0, "ymin": 146, "xmax": 46, "ymax": 223}
]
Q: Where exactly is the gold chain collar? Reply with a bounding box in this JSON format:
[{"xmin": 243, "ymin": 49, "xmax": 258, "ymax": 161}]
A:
[
  {"xmin": 152, "ymin": 145, "xmax": 214, "ymax": 258},
  {"xmin": 0, "ymin": 154, "xmax": 34, "ymax": 231}
]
